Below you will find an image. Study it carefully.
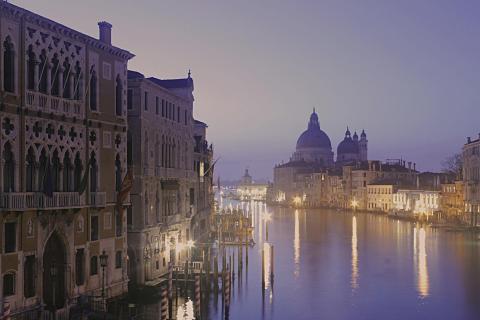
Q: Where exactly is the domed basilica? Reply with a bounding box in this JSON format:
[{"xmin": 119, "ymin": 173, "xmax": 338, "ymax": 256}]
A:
[{"xmin": 291, "ymin": 109, "xmax": 367, "ymax": 167}]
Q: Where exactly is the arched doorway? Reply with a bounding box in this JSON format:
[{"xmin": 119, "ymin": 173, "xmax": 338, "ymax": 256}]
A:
[{"xmin": 43, "ymin": 232, "xmax": 67, "ymax": 312}]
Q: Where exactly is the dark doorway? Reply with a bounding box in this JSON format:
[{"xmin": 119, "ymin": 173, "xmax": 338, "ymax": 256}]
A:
[{"xmin": 43, "ymin": 232, "xmax": 67, "ymax": 311}]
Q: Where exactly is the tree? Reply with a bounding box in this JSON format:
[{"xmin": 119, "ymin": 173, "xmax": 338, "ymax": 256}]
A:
[{"xmin": 441, "ymin": 153, "xmax": 463, "ymax": 179}]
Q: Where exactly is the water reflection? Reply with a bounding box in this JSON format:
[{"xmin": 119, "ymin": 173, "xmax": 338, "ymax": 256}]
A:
[
  {"xmin": 176, "ymin": 298, "xmax": 195, "ymax": 320},
  {"xmin": 351, "ymin": 215, "xmax": 358, "ymax": 290},
  {"xmin": 414, "ymin": 226, "xmax": 429, "ymax": 298},
  {"xmin": 294, "ymin": 209, "xmax": 300, "ymax": 278}
]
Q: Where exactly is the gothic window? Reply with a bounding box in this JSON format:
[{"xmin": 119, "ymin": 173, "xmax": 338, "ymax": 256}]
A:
[
  {"xmin": 51, "ymin": 54, "xmax": 60, "ymax": 96},
  {"xmin": 27, "ymin": 45, "xmax": 36, "ymax": 91},
  {"xmin": 74, "ymin": 153, "xmax": 82, "ymax": 192},
  {"xmin": 3, "ymin": 142, "xmax": 15, "ymax": 192},
  {"xmin": 89, "ymin": 68, "xmax": 97, "ymax": 110},
  {"xmin": 74, "ymin": 61, "xmax": 82, "ymax": 100},
  {"xmin": 90, "ymin": 256, "xmax": 98, "ymax": 275},
  {"xmin": 24, "ymin": 255, "xmax": 35, "ymax": 298},
  {"xmin": 39, "ymin": 50, "xmax": 48, "ymax": 94},
  {"xmin": 115, "ymin": 74, "xmax": 122, "ymax": 116},
  {"xmin": 63, "ymin": 58, "xmax": 72, "ymax": 99},
  {"xmin": 52, "ymin": 150, "xmax": 60, "ymax": 191},
  {"xmin": 63, "ymin": 152, "xmax": 73, "ymax": 192},
  {"xmin": 115, "ymin": 154, "xmax": 122, "ymax": 192},
  {"xmin": 3, "ymin": 37, "xmax": 14, "ymax": 93},
  {"xmin": 90, "ymin": 152, "xmax": 98, "ymax": 192},
  {"xmin": 38, "ymin": 149, "xmax": 47, "ymax": 191},
  {"xmin": 26, "ymin": 147, "xmax": 36, "ymax": 192}
]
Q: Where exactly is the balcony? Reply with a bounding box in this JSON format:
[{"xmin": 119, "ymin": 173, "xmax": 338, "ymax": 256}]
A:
[
  {"xmin": 26, "ymin": 90, "xmax": 83, "ymax": 119},
  {"xmin": 89, "ymin": 192, "xmax": 106, "ymax": 207},
  {"xmin": 0, "ymin": 192, "xmax": 85, "ymax": 211}
]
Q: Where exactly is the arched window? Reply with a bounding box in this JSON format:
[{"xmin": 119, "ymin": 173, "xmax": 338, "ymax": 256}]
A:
[
  {"xmin": 74, "ymin": 153, "xmax": 82, "ymax": 192},
  {"xmin": 115, "ymin": 75, "xmax": 122, "ymax": 116},
  {"xmin": 26, "ymin": 147, "xmax": 36, "ymax": 192},
  {"xmin": 74, "ymin": 61, "xmax": 82, "ymax": 100},
  {"xmin": 52, "ymin": 150, "xmax": 60, "ymax": 191},
  {"xmin": 3, "ymin": 142, "xmax": 15, "ymax": 192},
  {"xmin": 38, "ymin": 149, "xmax": 47, "ymax": 191},
  {"xmin": 50, "ymin": 54, "xmax": 60, "ymax": 96},
  {"xmin": 63, "ymin": 152, "xmax": 73, "ymax": 192},
  {"xmin": 115, "ymin": 154, "xmax": 122, "ymax": 192},
  {"xmin": 89, "ymin": 68, "xmax": 97, "ymax": 110},
  {"xmin": 38, "ymin": 50, "xmax": 48, "ymax": 94},
  {"xmin": 3, "ymin": 37, "xmax": 15, "ymax": 93},
  {"xmin": 27, "ymin": 45, "xmax": 36, "ymax": 91},
  {"xmin": 63, "ymin": 58, "xmax": 71, "ymax": 99},
  {"xmin": 172, "ymin": 143, "xmax": 176, "ymax": 169},
  {"xmin": 90, "ymin": 152, "xmax": 98, "ymax": 192},
  {"xmin": 3, "ymin": 272, "xmax": 15, "ymax": 296}
]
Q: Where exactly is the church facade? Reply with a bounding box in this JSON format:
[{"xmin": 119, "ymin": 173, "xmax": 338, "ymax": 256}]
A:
[{"xmin": 272, "ymin": 109, "xmax": 368, "ymax": 204}]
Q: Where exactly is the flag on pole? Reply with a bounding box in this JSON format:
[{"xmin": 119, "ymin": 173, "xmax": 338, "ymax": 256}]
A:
[
  {"xmin": 116, "ymin": 167, "xmax": 133, "ymax": 207},
  {"xmin": 78, "ymin": 158, "xmax": 92, "ymax": 195}
]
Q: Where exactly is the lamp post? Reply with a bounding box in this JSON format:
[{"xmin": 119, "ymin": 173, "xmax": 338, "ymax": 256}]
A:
[
  {"xmin": 50, "ymin": 261, "xmax": 57, "ymax": 318},
  {"xmin": 99, "ymin": 250, "xmax": 108, "ymax": 310}
]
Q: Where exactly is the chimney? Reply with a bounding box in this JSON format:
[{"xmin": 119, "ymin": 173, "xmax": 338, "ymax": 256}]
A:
[
  {"xmin": 98, "ymin": 21, "xmax": 112, "ymax": 45},
  {"xmin": 413, "ymin": 163, "xmax": 416, "ymax": 171},
  {"xmin": 467, "ymin": 137, "xmax": 471, "ymax": 143}
]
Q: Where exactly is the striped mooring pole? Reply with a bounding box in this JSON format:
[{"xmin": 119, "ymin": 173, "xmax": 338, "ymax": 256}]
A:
[
  {"xmin": 168, "ymin": 262, "xmax": 173, "ymax": 300},
  {"xmin": 195, "ymin": 275, "xmax": 201, "ymax": 317},
  {"xmin": 160, "ymin": 286, "xmax": 168, "ymax": 320},
  {"xmin": 224, "ymin": 267, "xmax": 231, "ymax": 319}
]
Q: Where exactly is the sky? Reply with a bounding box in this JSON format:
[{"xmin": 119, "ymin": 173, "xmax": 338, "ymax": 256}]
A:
[{"xmin": 12, "ymin": 0, "xmax": 480, "ymax": 181}]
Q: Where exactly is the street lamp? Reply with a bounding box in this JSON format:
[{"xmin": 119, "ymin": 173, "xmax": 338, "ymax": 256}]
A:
[
  {"xmin": 99, "ymin": 250, "xmax": 108, "ymax": 308},
  {"xmin": 351, "ymin": 199, "xmax": 359, "ymax": 212}
]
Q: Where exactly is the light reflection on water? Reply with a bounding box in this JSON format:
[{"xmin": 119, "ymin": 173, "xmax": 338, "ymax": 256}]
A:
[
  {"xmin": 207, "ymin": 196, "xmax": 480, "ymax": 319},
  {"xmin": 351, "ymin": 215, "xmax": 358, "ymax": 291}
]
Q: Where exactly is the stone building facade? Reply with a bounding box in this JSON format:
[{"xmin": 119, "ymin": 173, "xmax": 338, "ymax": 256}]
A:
[
  {"xmin": 463, "ymin": 134, "xmax": 480, "ymax": 226},
  {"xmin": 439, "ymin": 181, "xmax": 465, "ymax": 223},
  {"xmin": 126, "ymin": 71, "xmax": 212, "ymax": 286},
  {"xmin": 0, "ymin": 2, "xmax": 133, "ymax": 318}
]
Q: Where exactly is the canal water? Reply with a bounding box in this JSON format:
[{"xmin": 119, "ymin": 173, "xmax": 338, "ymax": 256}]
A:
[
  {"xmin": 134, "ymin": 197, "xmax": 480, "ymax": 320},
  {"xmin": 206, "ymin": 197, "xmax": 480, "ymax": 320}
]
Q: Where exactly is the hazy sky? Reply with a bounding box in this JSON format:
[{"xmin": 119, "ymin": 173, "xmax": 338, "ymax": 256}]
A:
[{"xmin": 13, "ymin": 0, "xmax": 480, "ymax": 180}]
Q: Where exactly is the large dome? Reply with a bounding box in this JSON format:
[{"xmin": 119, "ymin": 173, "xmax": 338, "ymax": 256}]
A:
[{"xmin": 296, "ymin": 110, "xmax": 332, "ymax": 150}]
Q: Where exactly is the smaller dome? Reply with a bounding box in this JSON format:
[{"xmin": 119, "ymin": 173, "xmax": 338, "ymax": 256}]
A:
[
  {"xmin": 361, "ymin": 129, "xmax": 367, "ymax": 138},
  {"xmin": 337, "ymin": 138, "xmax": 359, "ymax": 154},
  {"xmin": 353, "ymin": 131, "xmax": 358, "ymax": 141}
]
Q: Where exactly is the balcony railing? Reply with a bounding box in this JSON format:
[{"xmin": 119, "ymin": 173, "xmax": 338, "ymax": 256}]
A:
[
  {"xmin": 89, "ymin": 192, "xmax": 106, "ymax": 207},
  {"xmin": 0, "ymin": 192, "xmax": 84, "ymax": 210},
  {"xmin": 25, "ymin": 90, "xmax": 84, "ymax": 119}
]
